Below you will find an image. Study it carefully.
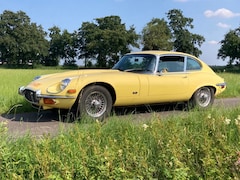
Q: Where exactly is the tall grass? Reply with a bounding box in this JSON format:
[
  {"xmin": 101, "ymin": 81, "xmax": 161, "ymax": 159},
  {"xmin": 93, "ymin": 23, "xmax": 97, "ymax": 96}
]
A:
[
  {"xmin": 0, "ymin": 107, "xmax": 239, "ymax": 179},
  {"xmin": 0, "ymin": 69, "xmax": 64, "ymax": 114},
  {"xmin": 218, "ymin": 72, "xmax": 240, "ymax": 98}
]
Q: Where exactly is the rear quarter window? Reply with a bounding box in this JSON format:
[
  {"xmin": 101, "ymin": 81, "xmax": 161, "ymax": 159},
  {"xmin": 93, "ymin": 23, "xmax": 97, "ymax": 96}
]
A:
[{"xmin": 186, "ymin": 57, "xmax": 202, "ymax": 71}]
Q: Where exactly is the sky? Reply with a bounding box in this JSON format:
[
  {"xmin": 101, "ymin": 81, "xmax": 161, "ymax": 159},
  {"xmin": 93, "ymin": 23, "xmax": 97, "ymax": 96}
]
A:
[{"xmin": 0, "ymin": 0, "xmax": 240, "ymax": 66}]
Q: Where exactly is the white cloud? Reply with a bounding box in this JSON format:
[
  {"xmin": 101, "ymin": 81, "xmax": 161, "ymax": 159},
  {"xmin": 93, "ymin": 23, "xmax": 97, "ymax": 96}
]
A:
[
  {"xmin": 217, "ymin": 22, "xmax": 231, "ymax": 28},
  {"xmin": 208, "ymin": 40, "xmax": 219, "ymax": 45},
  {"xmin": 204, "ymin": 8, "xmax": 240, "ymax": 18}
]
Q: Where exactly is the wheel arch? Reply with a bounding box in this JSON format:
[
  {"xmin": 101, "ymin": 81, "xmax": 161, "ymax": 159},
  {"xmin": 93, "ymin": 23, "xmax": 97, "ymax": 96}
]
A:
[
  {"xmin": 190, "ymin": 85, "xmax": 216, "ymax": 99},
  {"xmin": 76, "ymin": 82, "xmax": 116, "ymax": 105}
]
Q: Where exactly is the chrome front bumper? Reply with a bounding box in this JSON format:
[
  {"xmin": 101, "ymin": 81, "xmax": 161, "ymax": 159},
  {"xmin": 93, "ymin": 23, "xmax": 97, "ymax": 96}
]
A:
[
  {"xmin": 18, "ymin": 86, "xmax": 41, "ymax": 104},
  {"xmin": 18, "ymin": 86, "xmax": 76, "ymax": 105}
]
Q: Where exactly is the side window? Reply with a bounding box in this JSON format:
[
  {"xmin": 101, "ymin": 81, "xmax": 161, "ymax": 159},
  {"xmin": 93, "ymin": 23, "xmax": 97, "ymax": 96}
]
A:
[
  {"xmin": 186, "ymin": 57, "xmax": 201, "ymax": 71},
  {"xmin": 158, "ymin": 56, "xmax": 184, "ymax": 73}
]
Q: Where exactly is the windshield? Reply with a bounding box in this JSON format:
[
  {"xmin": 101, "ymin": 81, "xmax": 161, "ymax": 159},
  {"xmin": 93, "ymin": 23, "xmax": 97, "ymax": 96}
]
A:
[{"xmin": 112, "ymin": 54, "xmax": 157, "ymax": 73}]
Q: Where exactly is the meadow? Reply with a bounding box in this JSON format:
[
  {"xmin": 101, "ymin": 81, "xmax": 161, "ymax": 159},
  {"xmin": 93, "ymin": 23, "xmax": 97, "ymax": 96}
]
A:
[
  {"xmin": 0, "ymin": 68, "xmax": 239, "ymax": 114},
  {"xmin": 0, "ymin": 68, "xmax": 66, "ymax": 114},
  {"xmin": 0, "ymin": 68, "xmax": 240, "ymax": 179}
]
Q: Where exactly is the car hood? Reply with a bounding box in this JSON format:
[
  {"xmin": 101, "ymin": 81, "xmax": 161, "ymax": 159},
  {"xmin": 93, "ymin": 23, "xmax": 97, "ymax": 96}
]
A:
[
  {"xmin": 26, "ymin": 69, "xmax": 120, "ymax": 88},
  {"xmin": 37, "ymin": 69, "xmax": 118, "ymax": 80}
]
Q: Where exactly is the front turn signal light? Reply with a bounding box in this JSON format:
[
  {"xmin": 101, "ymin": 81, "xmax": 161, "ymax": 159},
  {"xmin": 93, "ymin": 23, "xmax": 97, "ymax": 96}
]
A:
[
  {"xmin": 67, "ymin": 89, "xmax": 76, "ymax": 94},
  {"xmin": 43, "ymin": 98, "xmax": 56, "ymax": 104}
]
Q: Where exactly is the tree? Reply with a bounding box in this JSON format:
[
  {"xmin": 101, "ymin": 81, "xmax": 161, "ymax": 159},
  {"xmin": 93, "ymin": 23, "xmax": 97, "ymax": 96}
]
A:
[
  {"xmin": 141, "ymin": 18, "xmax": 172, "ymax": 51},
  {"xmin": 218, "ymin": 28, "xmax": 240, "ymax": 65},
  {"xmin": 61, "ymin": 30, "xmax": 78, "ymax": 66},
  {"xmin": 166, "ymin": 9, "xmax": 205, "ymax": 57},
  {"xmin": 47, "ymin": 26, "xmax": 62, "ymax": 66},
  {"xmin": 76, "ymin": 22, "xmax": 97, "ymax": 67},
  {"xmin": 77, "ymin": 15, "xmax": 139, "ymax": 68},
  {"xmin": 0, "ymin": 10, "xmax": 48, "ymax": 66}
]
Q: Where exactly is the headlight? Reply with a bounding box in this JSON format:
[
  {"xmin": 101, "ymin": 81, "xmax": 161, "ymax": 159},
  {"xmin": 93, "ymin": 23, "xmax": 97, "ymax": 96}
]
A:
[
  {"xmin": 60, "ymin": 78, "xmax": 71, "ymax": 91},
  {"xmin": 33, "ymin": 76, "xmax": 41, "ymax": 81}
]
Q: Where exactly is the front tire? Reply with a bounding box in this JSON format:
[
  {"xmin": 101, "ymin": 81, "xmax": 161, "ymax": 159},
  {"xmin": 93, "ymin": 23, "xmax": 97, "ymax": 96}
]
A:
[
  {"xmin": 77, "ymin": 85, "xmax": 112, "ymax": 120},
  {"xmin": 188, "ymin": 87, "xmax": 214, "ymax": 109}
]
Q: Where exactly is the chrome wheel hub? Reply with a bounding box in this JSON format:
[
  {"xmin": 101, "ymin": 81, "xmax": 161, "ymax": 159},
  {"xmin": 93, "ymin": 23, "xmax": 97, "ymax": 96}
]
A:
[
  {"xmin": 85, "ymin": 91, "xmax": 107, "ymax": 118},
  {"xmin": 197, "ymin": 88, "xmax": 211, "ymax": 107}
]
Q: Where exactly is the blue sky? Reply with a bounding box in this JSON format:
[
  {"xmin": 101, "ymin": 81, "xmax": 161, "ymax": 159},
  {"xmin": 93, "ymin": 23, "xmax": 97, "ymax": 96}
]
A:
[{"xmin": 1, "ymin": 0, "xmax": 239, "ymax": 66}]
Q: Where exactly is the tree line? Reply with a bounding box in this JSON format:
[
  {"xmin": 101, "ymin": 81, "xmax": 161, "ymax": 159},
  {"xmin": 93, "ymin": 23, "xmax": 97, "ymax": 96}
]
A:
[{"xmin": 0, "ymin": 9, "xmax": 239, "ymax": 68}]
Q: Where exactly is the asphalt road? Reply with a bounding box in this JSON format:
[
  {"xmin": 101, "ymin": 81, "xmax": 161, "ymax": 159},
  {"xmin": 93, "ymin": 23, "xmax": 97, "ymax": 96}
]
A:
[{"xmin": 0, "ymin": 97, "xmax": 240, "ymax": 138}]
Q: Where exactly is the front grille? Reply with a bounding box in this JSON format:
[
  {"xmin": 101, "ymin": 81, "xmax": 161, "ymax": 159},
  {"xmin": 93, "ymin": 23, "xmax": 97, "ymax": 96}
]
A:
[{"xmin": 24, "ymin": 89, "xmax": 39, "ymax": 104}]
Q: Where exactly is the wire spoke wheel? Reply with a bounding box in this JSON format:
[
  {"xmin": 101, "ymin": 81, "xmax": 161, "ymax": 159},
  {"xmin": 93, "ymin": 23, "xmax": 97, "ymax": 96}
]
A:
[
  {"xmin": 85, "ymin": 91, "xmax": 107, "ymax": 118},
  {"xmin": 195, "ymin": 88, "xmax": 212, "ymax": 107},
  {"xmin": 78, "ymin": 85, "xmax": 112, "ymax": 120},
  {"xmin": 189, "ymin": 87, "xmax": 214, "ymax": 109}
]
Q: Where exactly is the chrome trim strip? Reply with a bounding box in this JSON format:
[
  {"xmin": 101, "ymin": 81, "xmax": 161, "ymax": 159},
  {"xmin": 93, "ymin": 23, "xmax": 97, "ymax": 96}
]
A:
[
  {"xmin": 37, "ymin": 94, "xmax": 75, "ymax": 99},
  {"xmin": 216, "ymin": 82, "xmax": 226, "ymax": 87},
  {"xmin": 18, "ymin": 86, "xmax": 25, "ymax": 95},
  {"xmin": 19, "ymin": 87, "xmax": 75, "ymax": 99}
]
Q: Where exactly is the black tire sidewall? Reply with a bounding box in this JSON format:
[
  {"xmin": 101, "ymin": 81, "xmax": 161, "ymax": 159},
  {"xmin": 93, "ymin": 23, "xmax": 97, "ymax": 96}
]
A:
[
  {"xmin": 79, "ymin": 85, "xmax": 112, "ymax": 120},
  {"xmin": 191, "ymin": 87, "xmax": 214, "ymax": 109}
]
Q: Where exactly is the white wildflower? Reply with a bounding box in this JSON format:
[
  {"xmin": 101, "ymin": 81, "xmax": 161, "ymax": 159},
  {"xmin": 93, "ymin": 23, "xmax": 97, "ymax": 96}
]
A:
[
  {"xmin": 235, "ymin": 119, "xmax": 240, "ymax": 125},
  {"xmin": 118, "ymin": 149, "xmax": 123, "ymax": 156},
  {"xmin": 142, "ymin": 124, "xmax": 149, "ymax": 131},
  {"xmin": 224, "ymin": 118, "xmax": 231, "ymax": 125},
  {"xmin": 207, "ymin": 114, "xmax": 211, "ymax": 119},
  {"xmin": 221, "ymin": 134, "xmax": 227, "ymax": 139},
  {"xmin": 237, "ymin": 115, "xmax": 240, "ymax": 120}
]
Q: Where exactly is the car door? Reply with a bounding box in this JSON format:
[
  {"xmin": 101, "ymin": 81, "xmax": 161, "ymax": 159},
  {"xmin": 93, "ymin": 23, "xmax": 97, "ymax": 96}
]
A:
[{"xmin": 148, "ymin": 55, "xmax": 189, "ymax": 102}]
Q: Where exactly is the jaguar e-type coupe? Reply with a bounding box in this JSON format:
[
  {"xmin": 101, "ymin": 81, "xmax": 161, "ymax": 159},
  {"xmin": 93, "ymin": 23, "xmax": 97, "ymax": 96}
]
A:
[{"xmin": 18, "ymin": 51, "xmax": 226, "ymax": 119}]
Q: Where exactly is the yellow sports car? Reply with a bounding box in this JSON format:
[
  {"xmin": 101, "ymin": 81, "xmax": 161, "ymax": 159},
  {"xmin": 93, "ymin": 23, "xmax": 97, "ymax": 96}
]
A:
[{"xmin": 18, "ymin": 51, "xmax": 226, "ymax": 119}]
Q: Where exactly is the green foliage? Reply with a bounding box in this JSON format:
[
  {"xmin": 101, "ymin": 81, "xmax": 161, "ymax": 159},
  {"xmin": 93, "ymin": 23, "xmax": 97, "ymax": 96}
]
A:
[
  {"xmin": 77, "ymin": 15, "xmax": 139, "ymax": 68},
  {"xmin": 0, "ymin": 109, "xmax": 240, "ymax": 179},
  {"xmin": 166, "ymin": 9, "xmax": 205, "ymax": 57},
  {"xmin": 218, "ymin": 28, "xmax": 240, "ymax": 65},
  {"xmin": 47, "ymin": 27, "xmax": 78, "ymax": 66},
  {"xmin": 0, "ymin": 9, "xmax": 214, "ymax": 68},
  {"xmin": 141, "ymin": 18, "xmax": 173, "ymax": 51},
  {"xmin": 0, "ymin": 10, "xmax": 49, "ymax": 66}
]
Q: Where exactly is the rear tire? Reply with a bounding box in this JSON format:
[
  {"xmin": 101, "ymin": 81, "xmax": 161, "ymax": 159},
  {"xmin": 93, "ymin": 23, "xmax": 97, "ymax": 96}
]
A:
[
  {"xmin": 76, "ymin": 85, "xmax": 112, "ymax": 120},
  {"xmin": 188, "ymin": 87, "xmax": 214, "ymax": 110}
]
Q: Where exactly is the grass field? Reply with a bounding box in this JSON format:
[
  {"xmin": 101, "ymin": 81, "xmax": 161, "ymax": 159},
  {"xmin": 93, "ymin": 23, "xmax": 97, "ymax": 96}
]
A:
[
  {"xmin": 219, "ymin": 72, "xmax": 240, "ymax": 98},
  {"xmin": 0, "ymin": 68, "xmax": 240, "ymax": 179},
  {"xmin": 0, "ymin": 68, "xmax": 65, "ymax": 114}
]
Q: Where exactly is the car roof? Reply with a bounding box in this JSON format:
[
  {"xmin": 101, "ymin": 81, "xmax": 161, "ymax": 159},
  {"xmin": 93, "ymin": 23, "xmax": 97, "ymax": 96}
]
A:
[{"xmin": 127, "ymin": 50, "xmax": 195, "ymax": 58}]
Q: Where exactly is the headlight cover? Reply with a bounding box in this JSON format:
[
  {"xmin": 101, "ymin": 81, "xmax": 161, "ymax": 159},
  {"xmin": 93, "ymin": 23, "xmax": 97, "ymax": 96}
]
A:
[
  {"xmin": 33, "ymin": 75, "xmax": 41, "ymax": 81},
  {"xmin": 60, "ymin": 78, "xmax": 71, "ymax": 91},
  {"xmin": 47, "ymin": 78, "xmax": 72, "ymax": 94}
]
